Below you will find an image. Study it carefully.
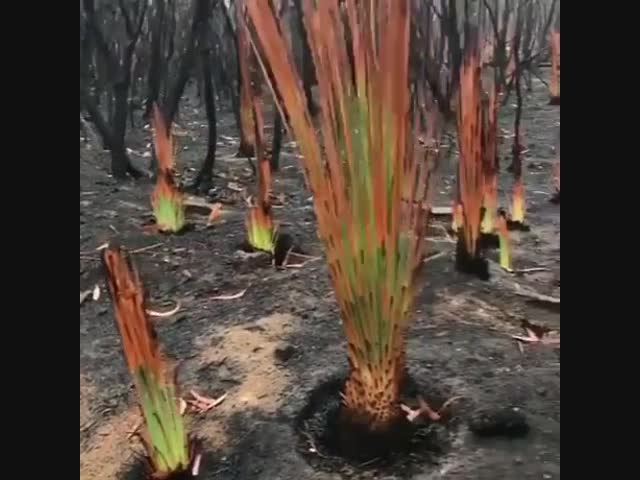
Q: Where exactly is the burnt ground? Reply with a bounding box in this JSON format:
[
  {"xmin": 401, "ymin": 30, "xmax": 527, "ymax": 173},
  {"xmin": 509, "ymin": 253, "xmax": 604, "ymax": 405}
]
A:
[{"xmin": 80, "ymin": 77, "xmax": 560, "ymax": 480}]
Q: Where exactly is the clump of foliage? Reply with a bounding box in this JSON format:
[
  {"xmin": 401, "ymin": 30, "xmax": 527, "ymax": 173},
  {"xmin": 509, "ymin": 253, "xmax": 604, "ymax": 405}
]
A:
[
  {"xmin": 246, "ymin": 0, "xmax": 437, "ymax": 451},
  {"xmin": 245, "ymin": 103, "xmax": 277, "ymax": 253},
  {"xmin": 102, "ymin": 244, "xmax": 199, "ymax": 479},
  {"xmin": 239, "ymin": 10, "xmax": 276, "ymax": 254},
  {"xmin": 511, "ymin": 178, "xmax": 526, "ymax": 223},
  {"xmin": 455, "ymin": 32, "xmax": 489, "ymax": 278},
  {"xmin": 151, "ymin": 105, "xmax": 185, "ymax": 233}
]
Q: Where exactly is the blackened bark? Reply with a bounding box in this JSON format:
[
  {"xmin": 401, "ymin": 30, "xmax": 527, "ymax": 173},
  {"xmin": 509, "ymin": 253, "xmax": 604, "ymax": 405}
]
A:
[
  {"xmin": 164, "ymin": 0, "xmax": 212, "ymax": 127},
  {"xmin": 145, "ymin": 0, "xmax": 166, "ymax": 118},
  {"xmin": 509, "ymin": 9, "xmax": 524, "ymax": 177},
  {"xmin": 293, "ymin": 0, "xmax": 317, "ymax": 115},
  {"xmin": 220, "ymin": 0, "xmax": 243, "ymax": 134},
  {"xmin": 83, "ymin": 91, "xmax": 142, "ymax": 179},
  {"xmin": 81, "ymin": 0, "xmax": 146, "ymax": 179},
  {"xmin": 193, "ymin": 47, "xmax": 218, "ymax": 192},
  {"xmin": 445, "ymin": 0, "xmax": 462, "ymax": 100}
]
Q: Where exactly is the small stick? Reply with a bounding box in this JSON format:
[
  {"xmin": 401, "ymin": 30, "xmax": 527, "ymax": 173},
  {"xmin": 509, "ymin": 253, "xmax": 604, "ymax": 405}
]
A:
[
  {"xmin": 424, "ymin": 251, "xmax": 448, "ymax": 263},
  {"xmin": 129, "ymin": 242, "xmax": 164, "ymax": 254}
]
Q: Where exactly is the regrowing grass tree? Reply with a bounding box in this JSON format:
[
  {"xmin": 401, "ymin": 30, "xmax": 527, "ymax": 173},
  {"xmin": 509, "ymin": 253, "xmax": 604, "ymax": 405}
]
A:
[
  {"xmin": 455, "ymin": 32, "xmax": 490, "ymax": 280},
  {"xmin": 102, "ymin": 244, "xmax": 200, "ymax": 479},
  {"xmin": 151, "ymin": 105, "xmax": 186, "ymax": 233},
  {"xmin": 246, "ymin": 0, "xmax": 440, "ymax": 459},
  {"xmin": 480, "ymin": 79, "xmax": 499, "ymax": 238},
  {"xmin": 245, "ymin": 96, "xmax": 277, "ymax": 254}
]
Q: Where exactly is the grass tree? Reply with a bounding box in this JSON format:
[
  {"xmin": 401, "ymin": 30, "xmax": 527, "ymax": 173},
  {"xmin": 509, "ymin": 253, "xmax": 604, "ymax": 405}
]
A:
[
  {"xmin": 245, "ymin": 97, "xmax": 277, "ymax": 254},
  {"xmin": 455, "ymin": 32, "xmax": 490, "ymax": 280},
  {"xmin": 245, "ymin": 0, "xmax": 440, "ymax": 456},
  {"xmin": 150, "ymin": 105, "xmax": 186, "ymax": 233},
  {"xmin": 102, "ymin": 244, "xmax": 200, "ymax": 478}
]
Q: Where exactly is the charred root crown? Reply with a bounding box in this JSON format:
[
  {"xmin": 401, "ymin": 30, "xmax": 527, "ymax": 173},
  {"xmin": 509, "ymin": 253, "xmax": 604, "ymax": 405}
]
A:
[
  {"xmin": 455, "ymin": 232, "xmax": 490, "ymax": 280},
  {"xmin": 296, "ymin": 375, "xmax": 450, "ymax": 470},
  {"xmin": 506, "ymin": 220, "xmax": 531, "ymax": 232},
  {"xmin": 333, "ymin": 407, "xmax": 413, "ymax": 461},
  {"xmin": 479, "ymin": 232, "xmax": 500, "ymax": 250}
]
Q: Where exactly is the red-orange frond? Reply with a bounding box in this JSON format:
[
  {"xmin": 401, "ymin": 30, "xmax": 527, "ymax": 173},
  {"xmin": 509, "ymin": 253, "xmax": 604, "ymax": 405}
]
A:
[
  {"xmin": 481, "ymin": 78, "xmax": 499, "ymax": 232},
  {"xmin": 102, "ymin": 245, "xmax": 163, "ymax": 379},
  {"xmin": 512, "ymin": 178, "xmax": 525, "ymax": 223},
  {"xmin": 252, "ymin": 97, "xmax": 272, "ymax": 210},
  {"xmin": 237, "ymin": 0, "xmax": 257, "ymax": 152},
  {"xmin": 456, "ymin": 33, "xmax": 484, "ymax": 257},
  {"xmin": 497, "ymin": 212, "xmax": 511, "ymax": 270},
  {"xmin": 150, "ymin": 105, "xmax": 183, "ymax": 232},
  {"xmin": 151, "ymin": 104, "xmax": 174, "ymax": 175}
]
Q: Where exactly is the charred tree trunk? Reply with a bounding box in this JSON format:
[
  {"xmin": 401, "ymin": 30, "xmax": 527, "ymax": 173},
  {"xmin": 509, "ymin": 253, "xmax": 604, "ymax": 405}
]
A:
[
  {"xmin": 81, "ymin": 0, "xmax": 146, "ymax": 179},
  {"xmin": 445, "ymin": 0, "xmax": 463, "ymax": 101},
  {"xmin": 293, "ymin": 0, "xmax": 317, "ymax": 116},
  {"xmin": 219, "ymin": 0, "xmax": 248, "ymax": 155},
  {"xmin": 83, "ymin": 91, "xmax": 142, "ymax": 179},
  {"xmin": 145, "ymin": 0, "xmax": 166, "ymax": 118},
  {"xmin": 148, "ymin": 0, "xmax": 211, "ymax": 173},
  {"xmin": 164, "ymin": 0, "xmax": 212, "ymax": 127},
  {"xmin": 193, "ymin": 35, "xmax": 218, "ymax": 193}
]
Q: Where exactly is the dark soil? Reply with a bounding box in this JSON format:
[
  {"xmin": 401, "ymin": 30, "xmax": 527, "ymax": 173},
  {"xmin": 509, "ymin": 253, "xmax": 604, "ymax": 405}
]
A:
[{"xmin": 80, "ymin": 76, "xmax": 560, "ymax": 480}]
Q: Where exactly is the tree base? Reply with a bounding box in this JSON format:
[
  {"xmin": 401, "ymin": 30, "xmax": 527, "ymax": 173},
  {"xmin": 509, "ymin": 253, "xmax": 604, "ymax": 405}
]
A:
[
  {"xmin": 479, "ymin": 232, "xmax": 500, "ymax": 250},
  {"xmin": 506, "ymin": 220, "xmax": 531, "ymax": 232},
  {"xmin": 121, "ymin": 439, "xmax": 203, "ymax": 480},
  {"xmin": 550, "ymin": 191, "xmax": 560, "ymax": 205},
  {"xmin": 455, "ymin": 233, "xmax": 490, "ymax": 281},
  {"xmin": 123, "ymin": 462, "xmax": 199, "ymax": 480},
  {"xmin": 334, "ymin": 406, "xmax": 413, "ymax": 462},
  {"xmin": 239, "ymin": 232, "xmax": 305, "ymax": 268},
  {"xmin": 548, "ymin": 96, "xmax": 560, "ymax": 106},
  {"xmin": 152, "ymin": 222, "xmax": 194, "ymax": 236},
  {"xmin": 295, "ymin": 374, "xmax": 452, "ymax": 472}
]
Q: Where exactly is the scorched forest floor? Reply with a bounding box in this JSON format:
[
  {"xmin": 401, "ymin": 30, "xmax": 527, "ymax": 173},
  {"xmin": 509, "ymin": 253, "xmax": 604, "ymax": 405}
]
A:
[{"xmin": 80, "ymin": 77, "xmax": 560, "ymax": 480}]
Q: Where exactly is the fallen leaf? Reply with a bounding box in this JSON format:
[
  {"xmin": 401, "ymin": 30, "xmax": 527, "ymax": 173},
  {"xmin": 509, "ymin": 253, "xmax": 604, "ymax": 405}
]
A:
[
  {"xmin": 227, "ymin": 182, "xmax": 243, "ymax": 192},
  {"xmin": 191, "ymin": 453, "xmax": 202, "ymax": 476},
  {"xmin": 80, "ymin": 290, "xmax": 92, "ymax": 305},
  {"xmin": 92, "ymin": 285, "xmax": 101, "ymax": 301},
  {"xmin": 211, "ymin": 288, "xmax": 247, "ymax": 300},
  {"xmin": 207, "ymin": 203, "xmax": 223, "ymax": 225},
  {"xmin": 146, "ymin": 302, "xmax": 181, "ymax": 318}
]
